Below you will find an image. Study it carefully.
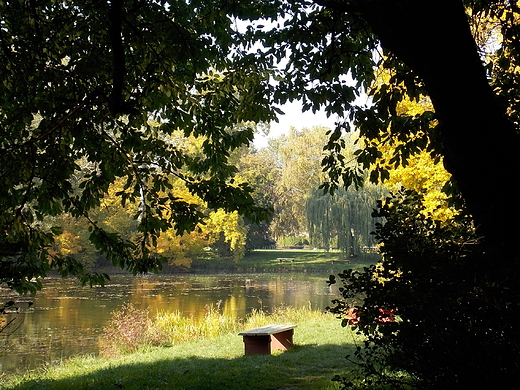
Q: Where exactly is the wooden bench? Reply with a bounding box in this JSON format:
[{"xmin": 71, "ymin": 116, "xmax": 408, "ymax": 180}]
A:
[{"xmin": 238, "ymin": 324, "xmax": 296, "ymax": 355}]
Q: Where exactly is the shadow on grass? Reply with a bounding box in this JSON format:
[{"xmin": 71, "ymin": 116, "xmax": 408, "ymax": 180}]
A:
[{"xmin": 6, "ymin": 343, "xmax": 354, "ymax": 390}]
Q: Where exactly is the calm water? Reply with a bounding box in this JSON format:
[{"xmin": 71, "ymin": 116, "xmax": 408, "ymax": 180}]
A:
[{"xmin": 0, "ymin": 272, "xmax": 339, "ymax": 374}]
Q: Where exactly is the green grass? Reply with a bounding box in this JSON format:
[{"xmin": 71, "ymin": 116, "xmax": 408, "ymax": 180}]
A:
[
  {"xmin": 190, "ymin": 249, "xmax": 378, "ymax": 273},
  {"xmin": 1, "ymin": 312, "xmax": 361, "ymax": 390}
]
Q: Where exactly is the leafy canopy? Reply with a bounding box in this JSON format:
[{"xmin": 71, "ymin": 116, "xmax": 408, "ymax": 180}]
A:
[
  {"xmin": 242, "ymin": 1, "xmax": 519, "ymax": 193},
  {"xmin": 4, "ymin": 0, "xmax": 520, "ymax": 293},
  {"xmin": 0, "ymin": 0, "xmax": 275, "ymax": 293}
]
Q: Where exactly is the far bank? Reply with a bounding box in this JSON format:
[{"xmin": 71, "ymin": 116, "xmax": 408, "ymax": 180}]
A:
[{"xmin": 153, "ymin": 249, "xmax": 379, "ymax": 274}]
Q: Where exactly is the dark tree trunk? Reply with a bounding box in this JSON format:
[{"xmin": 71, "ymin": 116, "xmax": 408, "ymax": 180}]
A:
[{"xmin": 356, "ymin": 0, "xmax": 520, "ymax": 270}]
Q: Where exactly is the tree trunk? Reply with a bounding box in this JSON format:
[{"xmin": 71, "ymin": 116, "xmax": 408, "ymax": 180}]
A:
[{"xmin": 356, "ymin": 0, "xmax": 520, "ymax": 269}]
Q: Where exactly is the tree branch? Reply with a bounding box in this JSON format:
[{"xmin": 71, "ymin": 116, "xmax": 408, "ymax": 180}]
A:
[{"xmin": 108, "ymin": 0, "xmax": 127, "ymax": 116}]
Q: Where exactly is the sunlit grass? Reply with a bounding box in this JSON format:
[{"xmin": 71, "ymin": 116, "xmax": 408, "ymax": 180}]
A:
[{"xmin": 2, "ymin": 307, "xmax": 360, "ymax": 390}]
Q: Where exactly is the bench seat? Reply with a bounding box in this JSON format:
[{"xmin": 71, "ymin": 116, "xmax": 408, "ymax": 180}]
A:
[{"xmin": 239, "ymin": 324, "xmax": 296, "ymax": 355}]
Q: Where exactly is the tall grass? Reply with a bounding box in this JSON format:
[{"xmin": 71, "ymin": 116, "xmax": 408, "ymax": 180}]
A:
[
  {"xmin": 245, "ymin": 304, "xmax": 326, "ymax": 327},
  {"xmin": 99, "ymin": 303, "xmax": 328, "ymax": 358},
  {"xmin": 150, "ymin": 303, "xmax": 239, "ymax": 345}
]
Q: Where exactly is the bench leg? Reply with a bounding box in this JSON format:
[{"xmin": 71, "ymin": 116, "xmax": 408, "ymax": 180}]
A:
[
  {"xmin": 270, "ymin": 329, "xmax": 294, "ymax": 351},
  {"xmin": 242, "ymin": 335, "xmax": 271, "ymax": 355}
]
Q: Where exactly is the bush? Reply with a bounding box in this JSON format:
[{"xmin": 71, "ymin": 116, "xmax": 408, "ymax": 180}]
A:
[
  {"xmin": 328, "ymin": 190, "xmax": 520, "ymax": 389},
  {"xmin": 100, "ymin": 303, "xmax": 156, "ymax": 358}
]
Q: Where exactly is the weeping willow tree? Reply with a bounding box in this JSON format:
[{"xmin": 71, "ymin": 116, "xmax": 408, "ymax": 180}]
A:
[{"xmin": 306, "ymin": 185, "xmax": 387, "ymax": 255}]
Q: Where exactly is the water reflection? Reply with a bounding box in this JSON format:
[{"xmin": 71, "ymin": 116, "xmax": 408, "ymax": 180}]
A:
[{"xmin": 0, "ymin": 273, "xmax": 338, "ymax": 374}]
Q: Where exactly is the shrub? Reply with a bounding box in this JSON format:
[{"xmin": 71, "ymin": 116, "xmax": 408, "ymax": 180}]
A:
[
  {"xmin": 328, "ymin": 190, "xmax": 520, "ymax": 389},
  {"xmin": 100, "ymin": 303, "xmax": 155, "ymax": 357}
]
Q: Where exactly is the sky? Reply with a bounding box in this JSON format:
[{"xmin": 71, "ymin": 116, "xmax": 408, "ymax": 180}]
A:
[{"xmin": 253, "ymin": 100, "xmax": 338, "ymax": 149}]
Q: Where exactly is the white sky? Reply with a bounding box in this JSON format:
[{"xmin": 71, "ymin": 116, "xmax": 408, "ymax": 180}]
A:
[{"xmin": 253, "ymin": 101, "xmax": 337, "ymax": 149}]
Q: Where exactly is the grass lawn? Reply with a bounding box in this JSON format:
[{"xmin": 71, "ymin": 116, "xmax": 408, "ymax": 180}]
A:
[
  {"xmin": 1, "ymin": 314, "xmax": 360, "ymax": 390},
  {"xmin": 190, "ymin": 249, "xmax": 378, "ymax": 273}
]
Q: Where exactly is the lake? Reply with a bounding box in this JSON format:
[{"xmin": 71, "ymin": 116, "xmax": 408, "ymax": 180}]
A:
[{"xmin": 0, "ymin": 272, "xmax": 340, "ymax": 375}]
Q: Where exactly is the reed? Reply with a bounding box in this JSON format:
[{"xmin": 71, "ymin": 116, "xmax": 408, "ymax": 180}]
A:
[
  {"xmin": 99, "ymin": 303, "xmax": 330, "ymax": 357},
  {"xmin": 150, "ymin": 303, "xmax": 240, "ymax": 345}
]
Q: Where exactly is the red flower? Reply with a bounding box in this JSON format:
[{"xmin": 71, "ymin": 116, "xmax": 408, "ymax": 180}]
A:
[
  {"xmin": 345, "ymin": 308, "xmax": 395, "ymax": 327},
  {"xmin": 377, "ymin": 308, "xmax": 395, "ymax": 323},
  {"xmin": 346, "ymin": 308, "xmax": 361, "ymax": 325}
]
